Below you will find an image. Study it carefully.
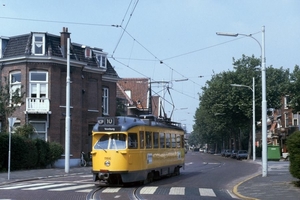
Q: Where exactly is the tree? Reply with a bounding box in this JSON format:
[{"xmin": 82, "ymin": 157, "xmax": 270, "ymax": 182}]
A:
[
  {"xmin": 0, "ymin": 77, "xmax": 25, "ymax": 132},
  {"xmin": 194, "ymin": 55, "xmax": 291, "ymax": 157}
]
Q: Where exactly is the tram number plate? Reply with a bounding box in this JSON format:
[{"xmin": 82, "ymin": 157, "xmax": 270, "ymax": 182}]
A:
[{"xmin": 105, "ymin": 118, "xmax": 114, "ymax": 125}]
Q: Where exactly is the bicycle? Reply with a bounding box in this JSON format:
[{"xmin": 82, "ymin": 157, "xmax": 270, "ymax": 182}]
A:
[{"xmin": 80, "ymin": 151, "xmax": 87, "ymax": 167}]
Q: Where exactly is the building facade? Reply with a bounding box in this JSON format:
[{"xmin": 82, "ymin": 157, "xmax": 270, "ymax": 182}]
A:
[{"xmin": 0, "ymin": 28, "xmax": 119, "ymax": 165}]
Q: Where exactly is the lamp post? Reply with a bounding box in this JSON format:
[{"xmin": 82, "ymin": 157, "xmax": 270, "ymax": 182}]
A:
[
  {"xmin": 217, "ymin": 26, "xmax": 267, "ymax": 177},
  {"xmin": 231, "ymin": 77, "xmax": 256, "ymax": 161}
]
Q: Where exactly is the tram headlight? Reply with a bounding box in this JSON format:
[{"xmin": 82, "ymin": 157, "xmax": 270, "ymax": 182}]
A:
[{"xmin": 104, "ymin": 160, "xmax": 110, "ymax": 167}]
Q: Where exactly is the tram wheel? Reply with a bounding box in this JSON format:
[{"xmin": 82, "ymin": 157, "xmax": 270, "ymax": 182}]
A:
[
  {"xmin": 147, "ymin": 172, "xmax": 154, "ymax": 183},
  {"xmin": 174, "ymin": 167, "xmax": 180, "ymax": 176}
]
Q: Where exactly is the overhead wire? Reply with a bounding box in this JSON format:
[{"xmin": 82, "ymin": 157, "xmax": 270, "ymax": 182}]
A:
[{"xmin": 112, "ymin": 0, "xmax": 139, "ymax": 56}]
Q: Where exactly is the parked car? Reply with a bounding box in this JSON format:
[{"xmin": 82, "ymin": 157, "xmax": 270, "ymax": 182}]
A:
[
  {"xmin": 199, "ymin": 148, "xmax": 204, "ymax": 153},
  {"xmin": 236, "ymin": 150, "xmax": 248, "ymax": 160},
  {"xmin": 230, "ymin": 150, "xmax": 238, "ymax": 159},
  {"xmin": 221, "ymin": 149, "xmax": 230, "ymax": 157},
  {"xmin": 224, "ymin": 149, "xmax": 232, "ymax": 157},
  {"xmin": 208, "ymin": 149, "xmax": 215, "ymax": 154}
]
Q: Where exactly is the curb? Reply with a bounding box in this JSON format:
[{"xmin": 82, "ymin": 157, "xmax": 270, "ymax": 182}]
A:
[{"xmin": 232, "ymin": 173, "xmax": 261, "ymax": 200}]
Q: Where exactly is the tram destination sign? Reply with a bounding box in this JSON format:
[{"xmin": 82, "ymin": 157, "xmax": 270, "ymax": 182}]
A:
[{"xmin": 97, "ymin": 117, "xmax": 121, "ymax": 131}]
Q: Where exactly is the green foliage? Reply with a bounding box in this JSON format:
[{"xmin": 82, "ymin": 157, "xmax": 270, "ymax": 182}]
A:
[
  {"xmin": 286, "ymin": 131, "xmax": 300, "ymax": 179},
  {"xmin": 0, "ymin": 134, "xmax": 8, "ymax": 171},
  {"xmin": 194, "ymin": 55, "xmax": 291, "ymax": 151},
  {"xmin": 0, "ymin": 77, "xmax": 25, "ymax": 132},
  {"xmin": 35, "ymin": 139, "xmax": 50, "ymax": 168},
  {"xmin": 0, "ymin": 133, "xmax": 63, "ymax": 171},
  {"xmin": 49, "ymin": 142, "xmax": 64, "ymax": 166},
  {"xmin": 14, "ymin": 124, "xmax": 35, "ymax": 138}
]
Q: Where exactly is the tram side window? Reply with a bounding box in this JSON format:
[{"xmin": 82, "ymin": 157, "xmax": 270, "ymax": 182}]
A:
[
  {"xmin": 181, "ymin": 135, "xmax": 184, "ymax": 148},
  {"xmin": 146, "ymin": 131, "xmax": 152, "ymax": 149},
  {"xmin": 171, "ymin": 134, "xmax": 176, "ymax": 148},
  {"xmin": 160, "ymin": 133, "xmax": 165, "ymax": 148},
  {"xmin": 166, "ymin": 133, "xmax": 171, "ymax": 148},
  {"xmin": 128, "ymin": 133, "xmax": 138, "ymax": 149},
  {"xmin": 176, "ymin": 134, "xmax": 181, "ymax": 148},
  {"xmin": 139, "ymin": 131, "xmax": 144, "ymax": 149},
  {"xmin": 153, "ymin": 132, "xmax": 159, "ymax": 148}
]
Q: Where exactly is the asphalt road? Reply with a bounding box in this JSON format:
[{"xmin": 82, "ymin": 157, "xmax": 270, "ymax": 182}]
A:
[{"xmin": 0, "ymin": 151, "xmax": 260, "ymax": 200}]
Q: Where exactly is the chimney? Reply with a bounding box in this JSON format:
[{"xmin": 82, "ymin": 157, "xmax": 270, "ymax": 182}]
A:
[{"xmin": 60, "ymin": 27, "xmax": 71, "ymax": 58}]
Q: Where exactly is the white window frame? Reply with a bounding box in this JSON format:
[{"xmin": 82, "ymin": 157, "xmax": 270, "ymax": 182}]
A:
[
  {"xmin": 32, "ymin": 33, "xmax": 45, "ymax": 55},
  {"xmin": 93, "ymin": 50, "xmax": 107, "ymax": 69},
  {"xmin": 29, "ymin": 71, "xmax": 48, "ymax": 98},
  {"xmin": 293, "ymin": 112, "xmax": 300, "ymax": 126},
  {"xmin": 284, "ymin": 95, "xmax": 289, "ymax": 109},
  {"xmin": 9, "ymin": 71, "xmax": 22, "ymax": 105},
  {"xmin": 102, "ymin": 87, "xmax": 109, "ymax": 115}
]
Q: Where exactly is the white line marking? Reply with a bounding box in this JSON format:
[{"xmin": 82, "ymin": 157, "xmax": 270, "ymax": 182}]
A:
[
  {"xmin": 102, "ymin": 187, "xmax": 121, "ymax": 193},
  {"xmin": 0, "ymin": 183, "xmax": 51, "ymax": 190},
  {"xmin": 199, "ymin": 188, "xmax": 216, "ymax": 197},
  {"xmin": 140, "ymin": 186, "xmax": 158, "ymax": 194},
  {"xmin": 169, "ymin": 187, "xmax": 185, "ymax": 195},
  {"xmin": 76, "ymin": 189, "xmax": 94, "ymax": 193},
  {"xmin": 49, "ymin": 184, "xmax": 94, "ymax": 191},
  {"xmin": 22, "ymin": 183, "xmax": 73, "ymax": 190}
]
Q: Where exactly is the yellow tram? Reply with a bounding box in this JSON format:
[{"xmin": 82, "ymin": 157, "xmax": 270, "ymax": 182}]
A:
[{"xmin": 91, "ymin": 115, "xmax": 185, "ymax": 184}]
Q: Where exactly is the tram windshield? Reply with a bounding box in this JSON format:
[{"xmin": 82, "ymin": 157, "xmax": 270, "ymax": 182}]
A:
[{"xmin": 94, "ymin": 133, "xmax": 126, "ymax": 150}]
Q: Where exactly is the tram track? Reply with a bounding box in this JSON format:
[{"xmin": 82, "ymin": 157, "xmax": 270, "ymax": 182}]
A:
[{"xmin": 86, "ymin": 185, "xmax": 141, "ymax": 200}]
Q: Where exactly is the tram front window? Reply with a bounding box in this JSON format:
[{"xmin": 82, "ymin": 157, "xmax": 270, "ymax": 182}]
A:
[{"xmin": 94, "ymin": 134, "xmax": 126, "ymax": 150}]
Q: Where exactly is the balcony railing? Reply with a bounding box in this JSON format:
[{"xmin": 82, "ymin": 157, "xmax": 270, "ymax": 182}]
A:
[{"xmin": 26, "ymin": 98, "xmax": 50, "ymax": 113}]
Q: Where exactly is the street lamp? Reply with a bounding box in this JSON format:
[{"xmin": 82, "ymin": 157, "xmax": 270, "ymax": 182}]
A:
[
  {"xmin": 231, "ymin": 77, "xmax": 256, "ymax": 161},
  {"xmin": 217, "ymin": 26, "xmax": 267, "ymax": 177}
]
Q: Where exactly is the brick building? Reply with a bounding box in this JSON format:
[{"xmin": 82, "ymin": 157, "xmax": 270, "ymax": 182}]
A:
[
  {"xmin": 0, "ymin": 27, "xmax": 119, "ymax": 166},
  {"xmin": 117, "ymin": 78, "xmax": 160, "ymax": 117}
]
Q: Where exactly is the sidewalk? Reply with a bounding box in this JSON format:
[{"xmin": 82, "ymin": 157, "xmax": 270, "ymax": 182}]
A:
[
  {"xmin": 233, "ymin": 160, "xmax": 300, "ymax": 200},
  {"xmin": 0, "ymin": 166, "xmax": 92, "ymax": 186}
]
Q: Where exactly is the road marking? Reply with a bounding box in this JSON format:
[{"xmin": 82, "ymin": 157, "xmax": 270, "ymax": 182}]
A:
[
  {"xmin": 76, "ymin": 189, "xmax": 94, "ymax": 193},
  {"xmin": 102, "ymin": 187, "xmax": 121, "ymax": 193},
  {"xmin": 49, "ymin": 184, "xmax": 95, "ymax": 191},
  {"xmin": 0, "ymin": 183, "xmax": 51, "ymax": 190},
  {"xmin": 22, "ymin": 183, "xmax": 74, "ymax": 190},
  {"xmin": 199, "ymin": 188, "xmax": 216, "ymax": 197},
  {"xmin": 140, "ymin": 186, "xmax": 158, "ymax": 194},
  {"xmin": 169, "ymin": 187, "xmax": 185, "ymax": 195}
]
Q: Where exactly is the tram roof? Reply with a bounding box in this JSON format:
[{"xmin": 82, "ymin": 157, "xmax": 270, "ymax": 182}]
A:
[{"xmin": 93, "ymin": 115, "xmax": 184, "ymax": 132}]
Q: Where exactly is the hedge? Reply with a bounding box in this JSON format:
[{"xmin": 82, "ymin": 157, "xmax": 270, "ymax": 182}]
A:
[
  {"xmin": 286, "ymin": 131, "xmax": 300, "ymax": 179},
  {"xmin": 0, "ymin": 133, "xmax": 63, "ymax": 171}
]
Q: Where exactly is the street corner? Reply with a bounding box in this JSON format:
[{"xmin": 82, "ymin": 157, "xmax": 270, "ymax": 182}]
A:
[{"xmin": 232, "ymin": 173, "xmax": 261, "ymax": 200}]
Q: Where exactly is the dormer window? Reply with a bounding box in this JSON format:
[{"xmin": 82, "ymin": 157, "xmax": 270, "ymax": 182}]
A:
[
  {"xmin": 95, "ymin": 53, "xmax": 107, "ymax": 69},
  {"xmin": 32, "ymin": 33, "xmax": 45, "ymax": 55}
]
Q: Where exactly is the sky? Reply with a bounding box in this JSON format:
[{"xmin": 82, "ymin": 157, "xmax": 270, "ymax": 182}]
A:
[{"xmin": 1, "ymin": 0, "xmax": 300, "ymax": 133}]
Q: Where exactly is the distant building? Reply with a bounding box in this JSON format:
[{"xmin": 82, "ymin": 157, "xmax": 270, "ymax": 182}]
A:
[
  {"xmin": 0, "ymin": 27, "xmax": 119, "ymax": 166},
  {"xmin": 117, "ymin": 78, "xmax": 160, "ymax": 117}
]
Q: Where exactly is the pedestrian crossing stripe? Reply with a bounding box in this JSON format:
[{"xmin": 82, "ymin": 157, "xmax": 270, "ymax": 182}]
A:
[
  {"xmin": 140, "ymin": 186, "xmax": 158, "ymax": 194},
  {"xmin": 0, "ymin": 183, "xmax": 51, "ymax": 190},
  {"xmin": 140, "ymin": 186, "xmax": 216, "ymax": 197},
  {"xmin": 199, "ymin": 188, "xmax": 216, "ymax": 197},
  {"xmin": 169, "ymin": 187, "xmax": 185, "ymax": 195},
  {"xmin": 102, "ymin": 187, "xmax": 121, "ymax": 193},
  {"xmin": 49, "ymin": 184, "xmax": 95, "ymax": 191},
  {"xmin": 0, "ymin": 183, "xmax": 218, "ymax": 197}
]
